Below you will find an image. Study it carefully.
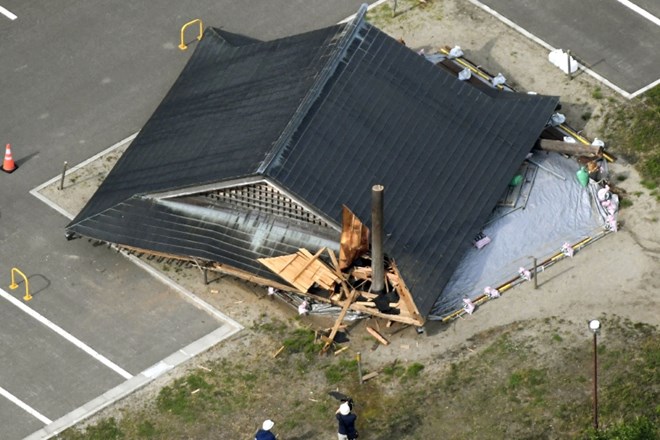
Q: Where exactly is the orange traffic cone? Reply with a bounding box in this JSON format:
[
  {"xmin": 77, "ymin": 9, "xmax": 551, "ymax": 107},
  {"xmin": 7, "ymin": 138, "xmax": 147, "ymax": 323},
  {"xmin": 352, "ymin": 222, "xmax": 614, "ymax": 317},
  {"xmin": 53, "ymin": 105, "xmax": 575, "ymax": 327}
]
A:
[{"xmin": 2, "ymin": 143, "xmax": 17, "ymax": 173}]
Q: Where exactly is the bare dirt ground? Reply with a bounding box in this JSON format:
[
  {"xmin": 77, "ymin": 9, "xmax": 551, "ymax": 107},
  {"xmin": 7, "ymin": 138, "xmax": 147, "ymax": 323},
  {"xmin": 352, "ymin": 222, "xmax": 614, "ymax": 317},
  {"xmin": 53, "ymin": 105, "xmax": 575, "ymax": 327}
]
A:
[{"xmin": 41, "ymin": 0, "xmax": 659, "ymax": 438}]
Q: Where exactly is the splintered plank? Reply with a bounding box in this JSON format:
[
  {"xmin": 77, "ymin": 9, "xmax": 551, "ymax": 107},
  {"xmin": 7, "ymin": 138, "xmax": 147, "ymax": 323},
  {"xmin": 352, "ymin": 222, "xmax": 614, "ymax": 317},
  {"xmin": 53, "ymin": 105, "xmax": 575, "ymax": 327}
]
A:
[
  {"xmin": 326, "ymin": 248, "xmax": 352, "ymax": 300},
  {"xmin": 321, "ymin": 288, "xmax": 359, "ymax": 354},
  {"xmin": 339, "ymin": 205, "xmax": 370, "ymax": 270},
  {"xmin": 390, "ymin": 260, "xmax": 423, "ymax": 324},
  {"xmin": 258, "ymin": 248, "xmax": 339, "ymax": 292},
  {"xmin": 366, "ymin": 326, "xmax": 389, "ymax": 345}
]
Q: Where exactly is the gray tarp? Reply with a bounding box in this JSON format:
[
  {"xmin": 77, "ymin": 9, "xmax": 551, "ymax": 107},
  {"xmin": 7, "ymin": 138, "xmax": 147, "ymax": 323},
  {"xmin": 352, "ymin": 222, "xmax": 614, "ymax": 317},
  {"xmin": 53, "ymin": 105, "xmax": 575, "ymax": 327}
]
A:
[{"xmin": 432, "ymin": 151, "xmax": 607, "ymax": 317}]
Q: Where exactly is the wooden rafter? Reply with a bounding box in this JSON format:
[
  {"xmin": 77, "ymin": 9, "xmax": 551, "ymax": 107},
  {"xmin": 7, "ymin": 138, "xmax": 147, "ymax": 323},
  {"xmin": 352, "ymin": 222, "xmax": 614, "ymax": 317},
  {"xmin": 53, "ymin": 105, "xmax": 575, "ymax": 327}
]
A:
[{"xmin": 321, "ymin": 288, "xmax": 359, "ymax": 354}]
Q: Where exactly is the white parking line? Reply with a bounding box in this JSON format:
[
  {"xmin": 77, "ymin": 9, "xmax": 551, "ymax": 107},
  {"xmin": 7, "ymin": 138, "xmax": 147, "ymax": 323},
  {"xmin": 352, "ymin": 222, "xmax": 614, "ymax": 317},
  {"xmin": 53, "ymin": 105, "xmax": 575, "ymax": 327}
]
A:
[
  {"xmin": 0, "ymin": 386, "xmax": 52, "ymax": 425},
  {"xmin": 0, "ymin": 288, "xmax": 133, "ymax": 380},
  {"xmin": 616, "ymin": 0, "xmax": 660, "ymax": 26},
  {"xmin": 466, "ymin": 0, "xmax": 634, "ymax": 99},
  {"xmin": 0, "ymin": 5, "xmax": 17, "ymax": 20}
]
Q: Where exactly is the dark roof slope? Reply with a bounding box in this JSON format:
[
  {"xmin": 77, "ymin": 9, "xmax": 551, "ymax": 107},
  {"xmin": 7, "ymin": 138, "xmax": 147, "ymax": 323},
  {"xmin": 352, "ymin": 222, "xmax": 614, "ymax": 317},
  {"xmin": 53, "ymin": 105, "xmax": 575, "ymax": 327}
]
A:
[
  {"xmin": 68, "ymin": 15, "xmax": 558, "ymax": 318},
  {"xmin": 71, "ymin": 196, "xmax": 339, "ymax": 279},
  {"xmin": 69, "ymin": 24, "xmax": 344, "ymax": 226},
  {"xmin": 265, "ymin": 23, "xmax": 558, "ymax": 316}
]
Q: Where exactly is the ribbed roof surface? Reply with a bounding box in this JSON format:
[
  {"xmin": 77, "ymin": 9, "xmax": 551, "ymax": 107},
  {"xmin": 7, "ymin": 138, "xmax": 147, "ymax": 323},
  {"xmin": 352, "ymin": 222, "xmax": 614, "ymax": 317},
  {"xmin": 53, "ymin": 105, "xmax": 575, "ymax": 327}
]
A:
[
  {"xmin": 67, "ymin": 15, "xmax": 558, "ymax": 318},
  {"xmin": 265, "ymin": 24, "xmax": 558, "ymax": 316},
  {"xmin": 69, "ymin": 24, "xmax": 343, "ymax": 226}
]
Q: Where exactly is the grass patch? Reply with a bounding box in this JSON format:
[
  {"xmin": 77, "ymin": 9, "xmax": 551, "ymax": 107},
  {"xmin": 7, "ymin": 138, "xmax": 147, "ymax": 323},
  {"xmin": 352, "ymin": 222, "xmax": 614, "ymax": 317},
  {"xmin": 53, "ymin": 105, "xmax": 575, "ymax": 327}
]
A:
[
  {"xmin": 604, "ymin": 86, "xmax": 660, "ymax": 186},
  {"xmin": 282, "ymin": 327, "xmax": 323, "ymax": 355},
  {"xmin": 619, "ymin": 197, "xmax": 633, "ymax": 208},
  {"xmin": 592, "ymin": 87, "xmax": 604, "ymax": 100},
  {"xmin": 58, "ymin": 317, "xmax": 659, "ymax": 440},
  {"xmin": 156, "ymin": 374, "xmax": 211, "ymax": 422},
  {"xmin": 641, "ymin": 179, "xmax": 658, "ymax": 190},
  {"xmin": 136, "ymin": 421, "xmax": 156, "ymax": 438},
  {"xmin": 324, "ymin": 359, "xmax": 358, "ymax": 384},
  {"xmin": 62, "ymin": 418, "xmax": 124, "ymax": 440},
  {"xmin": 582, "ymin": 416, "xmax": 659, "ymax": 440},
  {"xmin": 405, "ymin": 362, "xmax": 425, "ymax": 379},
  {"xmin": 252, "ymin": 318, "xmax": 288, "ymax": 334}
]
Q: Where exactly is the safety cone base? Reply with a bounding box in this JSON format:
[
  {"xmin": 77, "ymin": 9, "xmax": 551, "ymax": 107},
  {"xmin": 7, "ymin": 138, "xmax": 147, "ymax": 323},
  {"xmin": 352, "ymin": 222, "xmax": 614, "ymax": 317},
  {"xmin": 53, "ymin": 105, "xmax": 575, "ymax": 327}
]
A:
[{"xmin": 1, "ymin": 163, "xmax": 18, "ymax": 173}]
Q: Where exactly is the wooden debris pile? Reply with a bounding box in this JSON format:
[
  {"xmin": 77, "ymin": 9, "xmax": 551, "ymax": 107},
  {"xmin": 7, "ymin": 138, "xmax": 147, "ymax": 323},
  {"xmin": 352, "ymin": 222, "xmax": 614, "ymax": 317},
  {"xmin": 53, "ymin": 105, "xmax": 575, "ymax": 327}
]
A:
[{"xmin": 257, "ymin": 206, "xmax": 424, "ymax": 329}]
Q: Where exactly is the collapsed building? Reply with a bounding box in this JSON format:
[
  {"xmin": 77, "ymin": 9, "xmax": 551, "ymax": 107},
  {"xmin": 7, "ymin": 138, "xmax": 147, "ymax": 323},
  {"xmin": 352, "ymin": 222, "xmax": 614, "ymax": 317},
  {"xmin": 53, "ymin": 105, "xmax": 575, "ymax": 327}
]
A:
[{"xmin": 65, "ymin": 6, "xmax": 616, "ymax": 329}]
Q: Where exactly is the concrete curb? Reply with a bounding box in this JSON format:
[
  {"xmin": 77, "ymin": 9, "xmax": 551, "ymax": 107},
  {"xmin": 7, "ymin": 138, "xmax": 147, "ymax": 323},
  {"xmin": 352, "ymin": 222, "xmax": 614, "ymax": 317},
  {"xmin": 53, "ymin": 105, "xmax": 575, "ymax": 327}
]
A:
[{"xmin": 24, "ymin": 325, "xmax": 242, "ymax": 440}]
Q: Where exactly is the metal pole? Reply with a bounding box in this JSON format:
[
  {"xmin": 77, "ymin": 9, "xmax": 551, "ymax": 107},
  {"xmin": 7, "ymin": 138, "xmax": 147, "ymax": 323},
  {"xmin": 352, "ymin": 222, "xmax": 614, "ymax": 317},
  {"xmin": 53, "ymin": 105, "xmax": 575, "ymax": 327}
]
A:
[
  {"xmin": 357, "ymin": 351, "xmax": 363, "ymax": 384},
  {"xmin": 593, "ymin": 331, "xmax": 599, "ymax": 430},
  {"xmin": 567, "ymin": 50, "xmax": 573, "ymax": 80},
  {"xmin": 533, "ymin": 257, "xmax": 538, "ymax": 289},
  {"xmin": 371, "ymin": 185, "xmax": 385, "ymax": 295},
  {"xmin": 58, "ymin": 161, "xmax": 68, "ymax": 190}
]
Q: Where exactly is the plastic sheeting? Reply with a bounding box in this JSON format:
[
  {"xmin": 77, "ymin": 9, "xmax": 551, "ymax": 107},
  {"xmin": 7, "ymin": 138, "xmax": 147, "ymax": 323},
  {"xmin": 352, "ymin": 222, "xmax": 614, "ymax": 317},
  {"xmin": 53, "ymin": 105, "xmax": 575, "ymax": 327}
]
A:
[
  {"xmin": 548, "ymin": 48, "xmax": 580, "ymax": 74},
  {"xmin": 431, "ymin": 152, "xmax": 606, "ymax": 317}
]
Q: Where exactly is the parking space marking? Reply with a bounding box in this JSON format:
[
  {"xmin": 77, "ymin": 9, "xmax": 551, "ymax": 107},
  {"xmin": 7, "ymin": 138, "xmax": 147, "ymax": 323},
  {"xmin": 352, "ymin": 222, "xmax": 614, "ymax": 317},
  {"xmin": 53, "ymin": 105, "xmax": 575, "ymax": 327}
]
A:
[
  {"xmin": 0, "ymin": 386, "xmax": 52, "ymax": 425},
  {"xmin": 466, "ymin": 0, "xmax": 640, "ymax": 98},
  {"xmin": 0, "ymin": 5, "xmax": 17, "ymax": 20},
  {"xmin": 616, "ymin": 0, "xmax": 660, "ymax": 26},
  {"xmin": 0, "ymin": 288, "xmax": 133, "ymax": 380}
]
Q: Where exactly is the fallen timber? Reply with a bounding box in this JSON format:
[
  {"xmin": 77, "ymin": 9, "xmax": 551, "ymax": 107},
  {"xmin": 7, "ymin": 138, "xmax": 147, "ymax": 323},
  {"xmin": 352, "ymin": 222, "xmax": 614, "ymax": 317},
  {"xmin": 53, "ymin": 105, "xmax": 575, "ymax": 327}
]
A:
[{"xmin": 436, "ymin": 46, "xmax": 616, "ymax": 163}]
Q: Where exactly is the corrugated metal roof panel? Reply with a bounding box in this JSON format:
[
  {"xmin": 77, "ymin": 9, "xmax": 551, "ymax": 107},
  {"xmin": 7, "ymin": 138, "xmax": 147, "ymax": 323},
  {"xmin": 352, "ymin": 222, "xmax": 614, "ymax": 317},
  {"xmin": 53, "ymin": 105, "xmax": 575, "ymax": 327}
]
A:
[{"xmin": 69, "ymin": 24, "xmax": 345, "ymax": 227}]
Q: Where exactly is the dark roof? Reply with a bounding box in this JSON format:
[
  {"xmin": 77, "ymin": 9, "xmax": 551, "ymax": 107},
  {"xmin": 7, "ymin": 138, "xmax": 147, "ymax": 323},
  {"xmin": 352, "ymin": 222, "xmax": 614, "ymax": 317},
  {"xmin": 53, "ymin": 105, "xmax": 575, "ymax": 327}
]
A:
[
  {"xmin": 68, "ymin": 12, "xmax": 558, "ymax": 318},
  {"xmin": 69, "ymin": 25, "xmax": 342, "ymax": 225}
]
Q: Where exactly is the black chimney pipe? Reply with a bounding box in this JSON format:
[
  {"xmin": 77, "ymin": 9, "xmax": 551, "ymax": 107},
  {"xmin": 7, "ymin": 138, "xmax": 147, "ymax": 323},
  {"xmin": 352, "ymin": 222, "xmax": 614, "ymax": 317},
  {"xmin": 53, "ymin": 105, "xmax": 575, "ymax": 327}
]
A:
[{"xmin": 371, "ymin": 184, "xmax": 384, "ymax": 295}]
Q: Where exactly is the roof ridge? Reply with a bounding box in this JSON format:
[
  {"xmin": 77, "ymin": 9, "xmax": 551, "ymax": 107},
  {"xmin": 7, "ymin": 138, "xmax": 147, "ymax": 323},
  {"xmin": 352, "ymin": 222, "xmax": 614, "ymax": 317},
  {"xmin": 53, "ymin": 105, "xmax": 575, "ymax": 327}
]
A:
[{"xmin": 256, "ymin": 4, "xmax": 369, "ymax": 174}]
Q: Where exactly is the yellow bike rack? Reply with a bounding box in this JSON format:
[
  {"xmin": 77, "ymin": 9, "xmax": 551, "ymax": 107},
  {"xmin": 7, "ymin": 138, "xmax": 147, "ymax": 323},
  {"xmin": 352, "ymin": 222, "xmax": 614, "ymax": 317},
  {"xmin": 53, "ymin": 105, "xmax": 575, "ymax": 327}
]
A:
[
  {"xmin": 9, "ymin": 267, "xmax": 31, "ymax": 301},
  {"xmin": 179, "ymin": 19, "xmax": 203, "ymax": 51}
]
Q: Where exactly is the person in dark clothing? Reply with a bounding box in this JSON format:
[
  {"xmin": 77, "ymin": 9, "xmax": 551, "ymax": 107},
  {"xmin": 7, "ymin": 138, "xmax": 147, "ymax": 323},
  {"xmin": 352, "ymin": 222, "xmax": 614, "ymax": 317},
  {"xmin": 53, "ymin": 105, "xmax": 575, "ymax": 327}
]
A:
[
  {"xmin": 336, "ymin": 401, "xmax": 358, "ymax": 440},
  {"xmin": 255, "ymin": 419, "xmax": 276, "ymax": 440}
]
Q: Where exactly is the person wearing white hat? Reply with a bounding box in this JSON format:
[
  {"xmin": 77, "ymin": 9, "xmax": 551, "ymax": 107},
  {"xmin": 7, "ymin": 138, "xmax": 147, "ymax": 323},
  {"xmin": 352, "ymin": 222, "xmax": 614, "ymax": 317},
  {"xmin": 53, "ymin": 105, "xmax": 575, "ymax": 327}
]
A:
[
  {"xmin": 255, "ymin": 419, "xmax": 276, "ymax": 440},
  {"xmin": 336, "ymin": 401, "xmax": 358, "ymax": 439}
]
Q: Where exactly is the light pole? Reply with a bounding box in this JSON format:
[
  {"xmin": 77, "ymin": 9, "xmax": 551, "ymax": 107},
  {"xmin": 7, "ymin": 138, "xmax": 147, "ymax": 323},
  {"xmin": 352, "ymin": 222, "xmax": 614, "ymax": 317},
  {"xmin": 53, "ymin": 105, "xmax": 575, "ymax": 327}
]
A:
[{"xmin": 589, "ymin": 319, "xmax": 600, "ymax": 430}]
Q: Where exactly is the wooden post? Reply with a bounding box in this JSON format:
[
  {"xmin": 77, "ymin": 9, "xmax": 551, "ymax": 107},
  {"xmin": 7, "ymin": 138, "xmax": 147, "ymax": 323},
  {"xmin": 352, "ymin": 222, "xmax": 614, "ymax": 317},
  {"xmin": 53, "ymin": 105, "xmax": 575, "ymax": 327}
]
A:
[{"xmin": 533, "ymin": 257, "xmax": 538, "ymax": 289}]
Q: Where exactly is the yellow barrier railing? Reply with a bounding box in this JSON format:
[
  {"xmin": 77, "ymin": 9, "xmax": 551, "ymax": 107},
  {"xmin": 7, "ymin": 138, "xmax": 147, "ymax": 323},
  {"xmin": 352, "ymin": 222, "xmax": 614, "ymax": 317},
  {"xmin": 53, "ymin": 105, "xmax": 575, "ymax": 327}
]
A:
[
  {"xmin": 179, "ymin": 19, "xmax": 203, "ymax": 51},
  {"xmin": 10, "ymin": 267, "xmax": 31, "ymax": 301}
]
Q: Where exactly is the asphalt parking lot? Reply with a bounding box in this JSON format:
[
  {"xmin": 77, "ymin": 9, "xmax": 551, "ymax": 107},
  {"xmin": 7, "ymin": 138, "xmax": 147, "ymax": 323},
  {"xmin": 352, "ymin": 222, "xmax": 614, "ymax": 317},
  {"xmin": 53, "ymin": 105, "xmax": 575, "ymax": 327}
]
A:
[
  {"xmin": 471, "ymin": 0, "xmax": 660, "ymax": 97},
  {"xmin": 0, "ymin": 1, "xmax": 365, "ymax": 438}
]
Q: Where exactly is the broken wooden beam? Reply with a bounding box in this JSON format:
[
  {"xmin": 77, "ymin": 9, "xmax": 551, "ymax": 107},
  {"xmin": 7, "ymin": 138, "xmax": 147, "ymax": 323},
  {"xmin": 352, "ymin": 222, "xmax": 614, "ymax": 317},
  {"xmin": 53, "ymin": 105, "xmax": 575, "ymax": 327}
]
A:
[
  {"xmin": 272, "ymin": 345, "xmax": 285, "ymax": 358},
  {"xmin": 361, "ymin": 371, "xmax": 379, "ymax": 382},
  {"xmin": 366, "ymin": 326, "xmax": 389, "ymax": 346},
  {"xmin": 321, "ymin": 288, "xmax": 359, "ymax": 354},
  {"xmin": 538, "ymin": 138, "xmax": 602, "ymax": 156},
  {"xmin": 334, "ymin": 346, "xmax": 349, "ymax": 356}
]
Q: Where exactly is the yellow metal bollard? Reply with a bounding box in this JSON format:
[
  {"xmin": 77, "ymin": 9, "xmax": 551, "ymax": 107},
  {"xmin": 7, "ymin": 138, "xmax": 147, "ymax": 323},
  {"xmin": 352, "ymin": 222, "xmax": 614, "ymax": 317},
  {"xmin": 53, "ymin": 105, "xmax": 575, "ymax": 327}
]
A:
[
  {"xmin": 179, "ymin": 19, "xmax": 203, "ymax": 51},
  {"xmin": 10, "ymin": 267, "xmax": 31, "ymax": 301}
]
